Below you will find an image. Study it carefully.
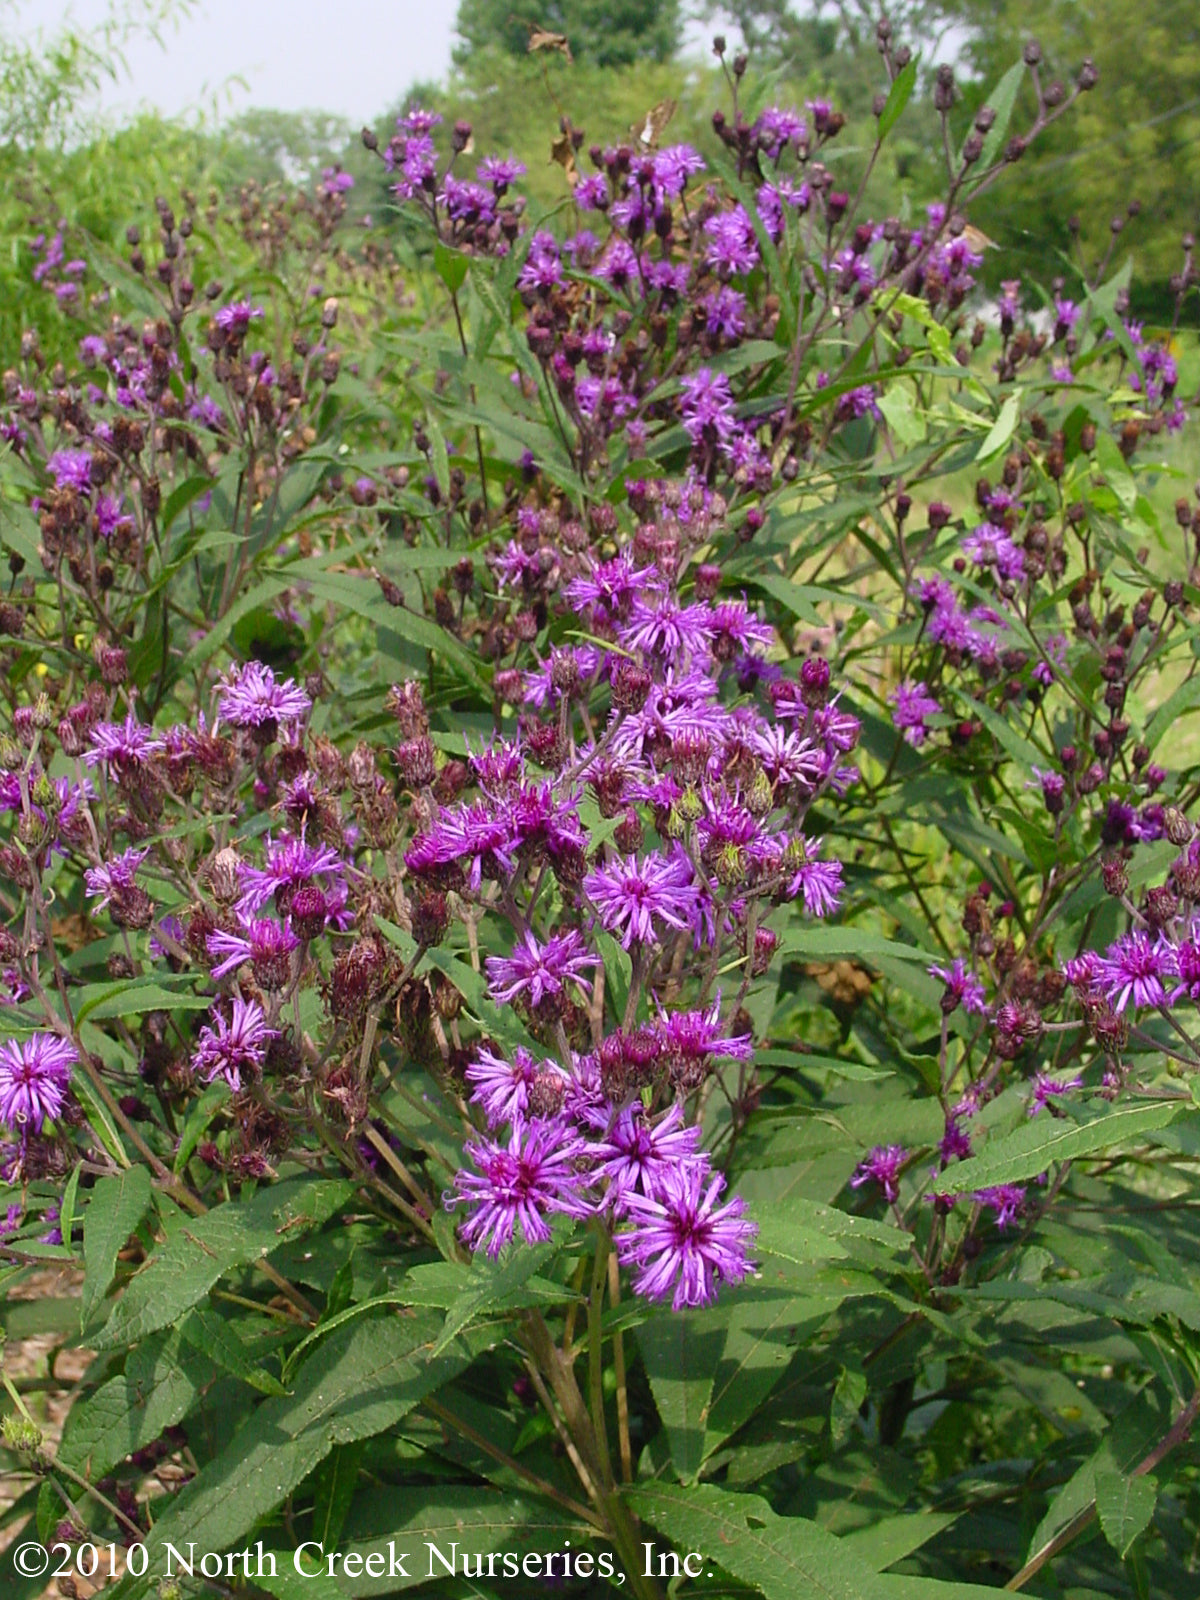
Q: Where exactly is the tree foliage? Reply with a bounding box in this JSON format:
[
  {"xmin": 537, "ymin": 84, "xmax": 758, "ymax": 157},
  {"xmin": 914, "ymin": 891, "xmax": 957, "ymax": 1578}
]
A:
[{"xmin": 453, "ymin": 0, "xmax": 684, "ymax": 68}]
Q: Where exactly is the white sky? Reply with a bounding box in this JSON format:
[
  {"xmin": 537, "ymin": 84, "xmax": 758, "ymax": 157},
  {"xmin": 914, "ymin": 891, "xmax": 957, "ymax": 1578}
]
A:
[{"xmin": 14, "ymin": 0, "xmax": 459, "ymax": 123}]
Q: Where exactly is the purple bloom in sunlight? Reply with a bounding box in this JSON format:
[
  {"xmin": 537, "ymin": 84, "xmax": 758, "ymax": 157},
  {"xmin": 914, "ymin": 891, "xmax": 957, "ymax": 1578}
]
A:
[
  {"xmin": 1098, "ymin": 931, "xmax": 1176, "ymax": 1013},
  {"xmin": 217, "ymin": 661, "xmax": 312, "ymax": 730},
  {"xmin": 192, "ymin": 997, "xmax": 275, "ymax": 1092},
  {"xmin": 850, "ymin": 1144, "xmax": 907, "ymax": 1204},
  {"xmin": 207, "ymin": 917, "xmax": 299, "ymax": 986},
  {"xmin": 477, "ymin": 154, "xmax": 525, "ymax": 192},
  {"xmin": 620, "ymin": 593, "xmax": 713, "ymax": 661},
  {"xmin": 321, "ymin": 167, "xmax": 354, "ymax": 195},
  {"xmin": 658, "ymin": 997, "xmax": 753, "ymax": 1070},
  {"xmin": 0, "ymin": 1034, "xmax": 76, "ymax": 1132},
  {"xmin": 464, "ymin": 1045, "xmax": 558, "ymax": 1128},
  {"xmin": 84, "ymin": 846, "xmax": 150, "ymax": 910},
  {"xmin": 485, "ymin": 928, "xmax": 596, "ymax": 1008},
  {"xmin": 1029, "ymin": 1072, "xmax": 1083, "ymax": 1115},
  {"xmin": 615, "ymin": 1167, "xmax": 757, "ymax": 1310},
  {"xmin": 47, "ymin": 449, "xmax": 92, "ymax": 493},
  {"xmin": 704, "ymin": 206, "xmax": 760, "ymax": 275},
  {"xmin": 450, "ymin": 1118, "xmax": 592, "ymax": 1257},
  {"xmin": 398, "ymin": 106, "xmax": 442, "ymax": 134},
  {"xmin": 583, "ymin": 852, "xmax": 698, "ymax": 949},
  {"xmin": 785, "ymin": 838, "xmax": 844, "ymax": 918},
  {"xmin": 237, "ymin": 833, "xmax": 345, "ymax": 915},
  {"xmin": 890, "ymin": 681, "xmax": 941, "ymax": 747},
  {"xmin": 929, "ymin": 958, "xmax": 987, "ymax": 1015},
  {"xmin": 85, "ymin": 713, "xmax": 165, "ymax": 772},
  {"xmin": 973, "ymin": 1184, "xmax": 1026, "ymax": 1229},
  {"xmin": 652, "ymin": 143, "xmax": 705, "ymax": 196},
  {"xmin": 592, "ymin": 1102, "xmax": 704, "ymax": 1209}
]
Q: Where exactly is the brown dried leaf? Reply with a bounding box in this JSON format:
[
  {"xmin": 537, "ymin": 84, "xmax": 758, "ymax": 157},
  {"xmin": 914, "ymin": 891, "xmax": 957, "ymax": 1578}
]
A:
[
  {"xmin": 528, "ymin": 25, "xmax": 573, "ymax": 64},
  {"xmin": 631, "ymin": 98, "xmax": 677, "ymax": 150},
  {"xmin": 550, "ymin": 127, "xmax": 578, "ymax": 186}
]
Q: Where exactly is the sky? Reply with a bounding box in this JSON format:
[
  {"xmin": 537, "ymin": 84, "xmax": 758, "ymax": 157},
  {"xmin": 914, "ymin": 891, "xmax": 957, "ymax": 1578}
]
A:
[{"xmin": 15, "ymin": 0, "xmax": 459, "ymax": 124}]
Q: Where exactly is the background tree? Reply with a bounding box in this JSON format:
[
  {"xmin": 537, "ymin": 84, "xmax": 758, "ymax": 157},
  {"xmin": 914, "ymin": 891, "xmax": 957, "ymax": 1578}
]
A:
[{"xmin": 453, "ymin": 0, "xmax": 683, "ymax": 69}]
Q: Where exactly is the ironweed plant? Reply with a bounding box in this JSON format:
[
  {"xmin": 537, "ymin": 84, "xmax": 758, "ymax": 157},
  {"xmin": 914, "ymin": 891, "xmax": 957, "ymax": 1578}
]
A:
[{"xmin": 2, "ymin": 20, "xmax": 1200, "ymax": 1599}]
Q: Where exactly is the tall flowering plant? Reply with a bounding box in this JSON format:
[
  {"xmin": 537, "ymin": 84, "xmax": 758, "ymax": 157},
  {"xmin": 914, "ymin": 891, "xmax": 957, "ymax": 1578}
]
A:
[{"xmin": 2, "ymin": 19, "xmax": 1200, "ymax": 1599}]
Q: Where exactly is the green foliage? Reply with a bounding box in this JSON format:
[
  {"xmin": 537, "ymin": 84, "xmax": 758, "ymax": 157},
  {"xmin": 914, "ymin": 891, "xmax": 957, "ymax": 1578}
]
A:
[{"xmin": 453, "ymin": 0, "xmax": 683, "ymax": 68}]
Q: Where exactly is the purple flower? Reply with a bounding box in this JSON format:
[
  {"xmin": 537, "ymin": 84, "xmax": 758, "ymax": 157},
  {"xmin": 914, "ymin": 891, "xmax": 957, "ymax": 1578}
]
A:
[
  {"xmin": 0, "ymin": 1034, "xmax": 76, "ymax": 1132},
  {"xmin": 615, "ymin": 1166, "xmax": 757, "ymax": 1309},
  {"xmin": 85, "ymin": 714, "xmax": 165, "ymax": 772},
  {"xmin": 785, "ymin": 837, "xmax": 844, "ymax": 917},
  {"xmin": 192, "ymin": 997, "xmax": 275, "ymax": 1092},
  {"xmin": 755, "ymin": 106, "xmax": 806, "ymax": 158},
  {"xmin": 704, "ymin": 206, "xmax": 760, "ymax": 275},
  {"xmin": 485, "ymin": 928, "xmax": 596, "ymax": 1008},
  {"xmin": 398, "ymin": 106, "xmax": 442, "ymax": 134},
  {"xmin": 973, "ymin": 1184, "xmax": 1025, "ymax": 1229},
  {"xmin": 237, "ymin": 833, "xmax": 345, "ymax": 915},
  {"xmin": 583, "ymin": 852, "xmax": 699, "ymax": 949},
  {"xmin": 890, "ymin": 681, "xmax": 941, "ymax": 747},
  {"xmin": 679, "ymin": 368, "xmax": 738, "ymax": 454},
  {"xmin": 850, "ymin": 1144, "xmax": 907, "ymax": 1204},
  {"xmin": 940, "ymin": 1115, "xmax": 972, "ymax": 1164},
  {"xmin": 1029, "ymin": 1072, "xmax": 1083, "ymax": 1115},
  {"xmin": 84, "ymin": 847, "xmax": 150, "ymax": 910},
  {"xmin": 929, "ymin": 958, "xmax": 987, "ymax": 1015},
  {"xmin": 207, "ymin": 917, "xmax": 299, "ymax": 985},
  {"xmin": 574, "ymin": 173, "xmax": 608, "ymax": 210},
  {"xmin": 217, "ymin": 661, "xmax": 311, "ymax": 730},
  {"xmin": 592, "ymin": 1102, "xmax": 704, "ymax": 1209},
  {"xmin": 620, "ymin": 593, "xmax": 714, "ymax": 661},
  {"xmin": 1098, "ymin": 931, "xmax": 1176, "ymax": 1013},
  {"xmin": 652, "ymin": 143, "xmax": 705, "ymax": 196},
  {"xmin": 214, "ymin": 300, "xmax": 264, "ymax": 335},
  {"xmin": 961, "ymin": 523, "xmax": 1025, "ymax": 582},
  {"xmin": 47, "ymin": 449, "xmax": 93, "ymax": 493},
  {"xmin": 658, "ymin": 997, "xmax": 753, "ymax": 1070},
  {"xmin": 465, "ymin": 1045, "xmax": 560, "ymax": 1129},
  {"xmin": 450, "ymin": 1117, "xmax": 592, "ymax": 1258},
  {"xmin": 477, "ymin": 154, "xmax": 525, "ymax": 192},
  {"xmin": 321, "ymin": 167, "xmax": 354, "ymax": 195}
]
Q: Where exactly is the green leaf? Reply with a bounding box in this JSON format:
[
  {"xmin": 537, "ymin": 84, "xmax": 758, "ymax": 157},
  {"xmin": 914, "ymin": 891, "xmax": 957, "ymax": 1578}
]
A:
[
  {"xmin": 173, "ymin": 1081, "xmax": 231, "ymax": 1175},
  {"xmin": 341, "ymin": 1485, "xmax": 584, "ymax": 1594},
  {"xmin": 629, "ymin": 1482, "xmax": 989, "ymax": 1600},
  {"xmin": 977, "ymin": 61, "xmax": 1027, "ymax": 170},
  {"xmin": 877, "ymin": 59, "xmax": 918, "ymax": 140},
  {"xmin": 81, "ymin": 1166, "xmax": 153, "ymax": 1330},
  {"xmin": 434, "ymin": 240, "xmax": 469, "ymax": 295},
  {"xmin": 975, "ymin": 391, "xmax": 1021, "ymax": 461},
  {"xmin": 105, "ymin": 1311, "xmax": 475, "ymax": 1599},
  {"xmin": 57, "ymin": 1328, "xmax": 213, "ymax": 1485},
  {"xmin": 75, "ymin": 976, "xmax": 211, "ymax": 1024},
  {"xmin": 69, "ymin": 1068, "xmax": 130, "ymax": 1169},
  {"xmin": 934, "ymin": 1101, "xmax": 1183, "ymax": 1193},
  {"xmin": 778, "ymin": 926, "xmax": 934, "ymax": 965},
  {"xmin": 876, "ymin": 384, "xmax": 925, "ymax": 447},
  {"xmin": 429, "ymin": 1241, "xmax": 572, "ymax": 1358},
  {"xmin": 1095, "ymin": 1470, "xmax": 1156, "ymax": 1557},
  {"xmin": 637, "ymin": 1308, "xmax": 726, "ymax": 1482},
  {"xmin": 831, "ymin": 1364, "xmax": 867, "ymax": 1448},
  {"xmin": 91, "ymin": 1177, "xmax": 355, "ymax": 1350},
  {"xmin": 178, "ymin": 1304, "xmax": 288, "ymax": 1396}
]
